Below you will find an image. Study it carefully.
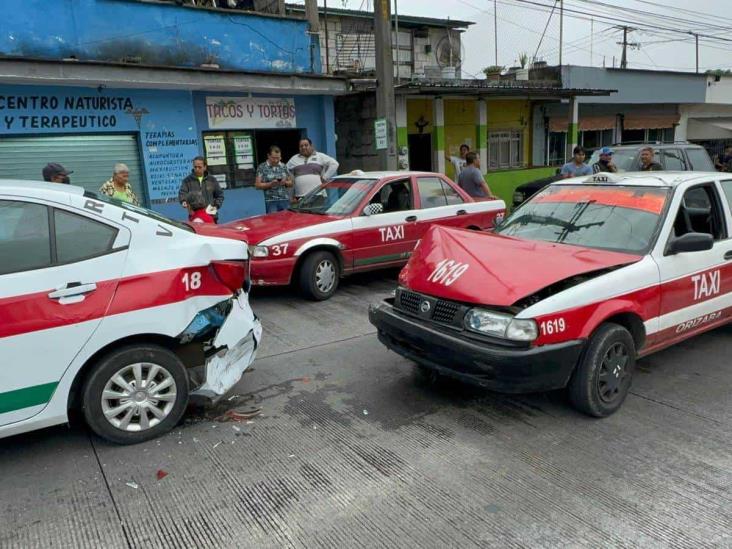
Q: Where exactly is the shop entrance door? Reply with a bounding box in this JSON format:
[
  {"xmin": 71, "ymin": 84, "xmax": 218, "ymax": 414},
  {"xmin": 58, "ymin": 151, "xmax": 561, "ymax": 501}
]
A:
[
  {"xmin": 255, "ymin": 129, "xmax": 302, "ymax": 166},
  {"xmin": 408, "ymin": 134, "xmax": 433, "ymax": 171}
]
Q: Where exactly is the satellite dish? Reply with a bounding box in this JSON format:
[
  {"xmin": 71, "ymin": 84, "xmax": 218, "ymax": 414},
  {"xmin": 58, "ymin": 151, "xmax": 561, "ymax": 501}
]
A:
[{"xmin": 435, "ymin": 29, "xmax": 464, "ymax": 69}]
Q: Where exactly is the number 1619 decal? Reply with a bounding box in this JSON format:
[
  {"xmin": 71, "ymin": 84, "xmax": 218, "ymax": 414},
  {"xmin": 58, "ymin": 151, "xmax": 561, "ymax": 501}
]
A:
[{"xmin": 427, "ymin": 259, "xmax": 469, "ymax": 286}]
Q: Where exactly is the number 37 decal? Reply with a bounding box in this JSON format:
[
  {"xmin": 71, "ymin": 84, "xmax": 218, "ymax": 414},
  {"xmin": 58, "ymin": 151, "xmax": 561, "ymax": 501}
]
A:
[{"xmin": 427, "ymin": 259, "xmax": 469, "ymax": 286}]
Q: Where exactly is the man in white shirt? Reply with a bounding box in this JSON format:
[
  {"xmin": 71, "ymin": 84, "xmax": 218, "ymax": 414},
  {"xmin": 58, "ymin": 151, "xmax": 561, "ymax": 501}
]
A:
[
  {"xmin": 286, "ymin": 138, "xmax": 339, "ymax": 199},
  {"xmin": 446, "ymin": 143, "xmax": 470, "ymax": 179}
]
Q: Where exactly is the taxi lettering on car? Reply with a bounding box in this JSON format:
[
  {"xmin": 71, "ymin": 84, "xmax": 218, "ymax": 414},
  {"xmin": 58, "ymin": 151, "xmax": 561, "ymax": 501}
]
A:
[
  {"xmin": 0, "ymin": 181, "xmax": 261, "ymax": 444},
  {"xmin": 370, "ymin": 171, "xmax": 732, "ymax": 417},
  {"xmin": 217, "ymin": 171, "xmax": 505, "ymax": 300}
]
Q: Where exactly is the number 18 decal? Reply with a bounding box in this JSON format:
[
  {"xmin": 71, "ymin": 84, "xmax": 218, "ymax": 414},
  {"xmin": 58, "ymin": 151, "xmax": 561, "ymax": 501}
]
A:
[
  {"xmin": 182, "ymin": 271, "xmax": 202, "ymax": 291},
  {"xmin": 427, "ymin": 259, "xmax": 469, "ymax": 286}
]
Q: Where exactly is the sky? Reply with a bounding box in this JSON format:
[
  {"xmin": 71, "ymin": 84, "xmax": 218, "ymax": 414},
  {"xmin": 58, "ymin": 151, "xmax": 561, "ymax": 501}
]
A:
[{"xmin": 313, "ymin": 0, "xmax": 732, "ymax": 78}]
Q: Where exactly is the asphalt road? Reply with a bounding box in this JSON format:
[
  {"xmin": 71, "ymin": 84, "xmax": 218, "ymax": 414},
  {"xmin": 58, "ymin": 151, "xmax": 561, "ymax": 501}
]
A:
[{"xmin": 1, "ymin": 271, "xmax": 730, "ymax": 548}]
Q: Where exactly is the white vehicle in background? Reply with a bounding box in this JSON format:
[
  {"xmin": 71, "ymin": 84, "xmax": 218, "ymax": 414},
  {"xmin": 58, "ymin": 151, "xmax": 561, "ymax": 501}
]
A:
[{"xmin": 0, "ymin": 181, "xmax": 261, "ymax": 444}]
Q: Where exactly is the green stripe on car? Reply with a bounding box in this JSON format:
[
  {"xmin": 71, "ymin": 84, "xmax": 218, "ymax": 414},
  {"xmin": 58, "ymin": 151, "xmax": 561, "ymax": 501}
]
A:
[
  {"xmin": 0, "ymin": 382, "xmax": 59, "ymax": 414},
  {"xmin": 354, "ymin": 252, "xmax": 410, "ymax": 267}
]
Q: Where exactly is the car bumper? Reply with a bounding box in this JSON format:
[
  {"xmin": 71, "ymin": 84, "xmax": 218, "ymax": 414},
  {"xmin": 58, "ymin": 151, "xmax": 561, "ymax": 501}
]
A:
[
  {"xmin": 369, "ymin": 301, "xmax": 584, "ymax": 393},
  {"xmin": 250, "ymin": 257, "xmax": 296, "ymax": 286},
  {"xmin": 190, "ymin": 292, "xmax": 262, "ymax": 402}
]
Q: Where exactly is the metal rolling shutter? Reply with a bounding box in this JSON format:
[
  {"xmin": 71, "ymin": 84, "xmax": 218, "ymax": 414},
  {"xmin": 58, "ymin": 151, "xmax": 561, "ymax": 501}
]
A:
[{"xmin": 0, "ymin": 134, "xmax": 146, "ymax": 205}]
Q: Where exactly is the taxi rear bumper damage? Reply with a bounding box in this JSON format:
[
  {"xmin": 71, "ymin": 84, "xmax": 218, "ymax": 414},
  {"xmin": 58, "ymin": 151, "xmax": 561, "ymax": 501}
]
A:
[
  {"xmin": 369, "ymin": 301, "xmax": 584, "ymax": 393},
  {"xmin": 177, "ymin": 292, "xmax": 262, "ymax": 403}
]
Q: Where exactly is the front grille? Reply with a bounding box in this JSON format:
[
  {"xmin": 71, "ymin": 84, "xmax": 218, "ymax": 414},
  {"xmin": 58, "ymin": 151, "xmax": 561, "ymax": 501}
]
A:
[
  {"xmin": 396, "ymin": 289, "xmax": 465, "ymax": 327},
  {"xmin": 398, "ymin": 289, "xmax": 422, "ymax": 315}
]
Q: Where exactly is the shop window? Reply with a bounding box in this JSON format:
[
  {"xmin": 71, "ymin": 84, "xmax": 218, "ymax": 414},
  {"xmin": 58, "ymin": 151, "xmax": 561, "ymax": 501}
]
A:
[
  {"xmin": 580, "ymin": 129, "xmax": 614, "ymax": 152},
  {"xmin": 548, "ymin": 132, "xmax": 566, "ymax": 166},
  {"xmin": 488, "ymin": 130, "xmax": 524, "ymax": 170},
  {"xmin": 622, "ymin": 128, "xmax": 674, "ymax": 144},
  {"xmin": 202, "ymin": 130, "xmax": 302, "ymax": 189}
]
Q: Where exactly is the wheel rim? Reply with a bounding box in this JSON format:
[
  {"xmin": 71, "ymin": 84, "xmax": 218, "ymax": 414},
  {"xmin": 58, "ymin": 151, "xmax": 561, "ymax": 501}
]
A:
[
  {"xmin": 101, "ymin": 362, "xmax": 177, "ymax": 432},
  {"xmin": 597, "ymin": 342, "xmax": 630, "ymax": 404},
  {"xmin": 315, "ymin": 259, "xmax": 336, "ymax": 293}
]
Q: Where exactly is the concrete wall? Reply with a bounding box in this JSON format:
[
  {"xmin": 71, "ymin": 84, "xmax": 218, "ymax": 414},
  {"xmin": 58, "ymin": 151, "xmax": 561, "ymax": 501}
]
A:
[
  {"xmin": 0, "ymin": 0, "xmax": 318, "ymax": 73},
  {"xmin": 562, "ymin": 66, "xmax": 706, "ymax": 104},
  {"xmin": 705, "ymin": 76, "xmax": 732, "ymax": 105},
  {"xmin": 334, "ymin": 93, "xmax": 380, "ymax": 174}
]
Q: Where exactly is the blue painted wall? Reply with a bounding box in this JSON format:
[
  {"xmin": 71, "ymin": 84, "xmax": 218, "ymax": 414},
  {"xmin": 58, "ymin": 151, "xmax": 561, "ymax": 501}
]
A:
[{"xmin": 0, "ymin": 0, "xmax": 319, "ymax": 73}]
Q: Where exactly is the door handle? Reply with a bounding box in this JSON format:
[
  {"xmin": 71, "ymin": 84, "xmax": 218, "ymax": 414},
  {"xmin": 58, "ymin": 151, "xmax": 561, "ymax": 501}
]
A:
[
  {"xmin": 456, "ymin": 209, "xmax": 467, "ymax": 216},
  {"xmin": 48, "ymin": 282, "xmax": 97, "ymax": 299},
  {"xmin": 405, "ymin": 215, "xmax": 418, "ymax": 222},
  {"xmin": 725, "ymin": 251, "xmax": 732, "ymax": 261}
]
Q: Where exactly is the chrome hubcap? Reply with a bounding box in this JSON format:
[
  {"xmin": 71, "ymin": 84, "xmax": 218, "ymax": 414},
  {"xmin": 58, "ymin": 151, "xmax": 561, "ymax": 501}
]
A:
[
  {"xmin": 101, "ymin": 362, "xmax": 177, "ymax": 432},
  {"xmin": 315, "ymin": 259, "xmax": 336, "ymax": 293}
]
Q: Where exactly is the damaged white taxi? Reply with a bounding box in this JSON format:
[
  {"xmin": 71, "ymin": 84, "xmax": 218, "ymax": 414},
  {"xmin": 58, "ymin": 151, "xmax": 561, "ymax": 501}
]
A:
[{"xmin": 0, "ymin": 181, "xmax": 261, "ymax": 444}]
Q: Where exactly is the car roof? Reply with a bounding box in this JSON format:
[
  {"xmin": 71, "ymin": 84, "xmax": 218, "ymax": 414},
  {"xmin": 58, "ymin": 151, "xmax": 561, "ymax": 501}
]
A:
[
  {"xmin": 605, "ymin": 143, "xmax": 706, "ymax": 150},
  {"xmin": 332, "ymin": 171, "xmax": 444, "ymax": 180},
  {"xmin": 0, "ymin": 179, "xmax": 85, "ymax": 200},
  {"xmin": 560, "ymin": 171, "xmax": 720, "ymax": 187}
]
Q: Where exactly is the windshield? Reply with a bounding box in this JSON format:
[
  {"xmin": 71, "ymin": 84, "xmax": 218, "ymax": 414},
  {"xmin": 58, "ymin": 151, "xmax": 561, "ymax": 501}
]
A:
[
  {"xmin": 290, "ymin": 178, "xmax": 377, "ymax": 215},
  {"xmin": 85, "ymin": 191, "xmax": 194, "ymax": 233},
  {"xmin": 496, "ymin": 184, "xmax": 670, "ymax": 254},
  {"xmin": 588, "ymin": 149, "xmax": 644, "ymax": 171}
]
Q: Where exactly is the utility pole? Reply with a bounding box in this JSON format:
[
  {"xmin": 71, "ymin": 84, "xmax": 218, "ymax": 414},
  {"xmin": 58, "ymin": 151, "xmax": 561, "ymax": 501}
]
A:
[
  {"xmin": 304, "ymin": 0, "xmax": 319, "ymax": 72},
  {"xmin": 374, "ymin": 0, "xmax": 397, "ymax": 170},
  {"xmin": 494, "ymin": 0, "xmax": 498, "ymax": 66},
  {"xmin": 394, "ymin": 0, "xmax": 400, "ymax": 81},
  {"xmin": 559, "ymin": 0, "xmax": 564, "ymax": 66},
  {"xmin": 617, "ymin": 26, "xmax": 639, "ymax": 69},
  {"xmin": 590, "ymin": 18, "xmax": 593, "ymax": 66},
  {"xmin": 694, "ymin": 33, "xmax": 699, "ymax": 73}
]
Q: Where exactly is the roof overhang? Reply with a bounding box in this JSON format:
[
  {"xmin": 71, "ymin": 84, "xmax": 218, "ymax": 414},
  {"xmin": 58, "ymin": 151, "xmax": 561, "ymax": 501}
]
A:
[
  {"xmin": 0, "ymin": 57, "xmax": 350, "ymax": 95},
  {"xmin": 349, "ymin": 79, "xmax": 615, "ymax": 99}
]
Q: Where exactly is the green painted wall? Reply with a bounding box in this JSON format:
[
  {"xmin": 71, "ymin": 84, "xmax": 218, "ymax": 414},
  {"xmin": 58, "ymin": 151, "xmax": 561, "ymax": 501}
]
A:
[{"xmin": 485, "ymin": 166, "xmax": 558, "ymax": 206}]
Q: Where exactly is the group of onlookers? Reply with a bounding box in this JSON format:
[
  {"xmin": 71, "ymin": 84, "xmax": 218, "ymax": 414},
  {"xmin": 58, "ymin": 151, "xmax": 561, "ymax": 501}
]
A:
[
  {"xmin": 560, "ymin": 145, "xmax": 662, "ymax": 179},
  {"xmin": 42, "ymin": 162, "xmax": 140, "ymax": 205}
]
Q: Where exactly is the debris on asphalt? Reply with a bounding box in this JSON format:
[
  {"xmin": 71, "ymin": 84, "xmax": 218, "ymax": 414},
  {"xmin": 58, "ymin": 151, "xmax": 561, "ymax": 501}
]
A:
[
  {"xmin": 156, "ymin": 470, "xmax": 168, "ymax": 481},
  {"xmin": 213, "ymin": 441, "xmax": 223, "ymax": 449},
  {"xmin": 214, "ymin": 407, "xmax": 261, "ymax": 423},
  {"xmin": 363, "ymin": 409, "xmax": 369, "ymax": 415},
  {"xmin": 125, "ymin": 482, "xmax": 139, "ymax": 489},
  {"xmin": 232, "ymin": 425, "xmax": 241, "ymax": 432}
]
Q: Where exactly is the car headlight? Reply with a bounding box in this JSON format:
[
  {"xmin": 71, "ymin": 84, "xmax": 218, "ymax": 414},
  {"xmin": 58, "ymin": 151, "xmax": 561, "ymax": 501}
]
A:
[
  {"xmin": 249, "ymin": 245, "xmax": 269, "ymax": 258},
  {"xmin": 464, "ymin": 308, "xmax": 537, "ymax": 341}
]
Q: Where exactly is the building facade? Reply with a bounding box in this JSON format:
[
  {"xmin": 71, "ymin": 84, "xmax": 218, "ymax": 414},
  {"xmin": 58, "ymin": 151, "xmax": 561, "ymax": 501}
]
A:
[{"xmin": 0, "ymin": 0, "xmax": 346, "ymax": 222}]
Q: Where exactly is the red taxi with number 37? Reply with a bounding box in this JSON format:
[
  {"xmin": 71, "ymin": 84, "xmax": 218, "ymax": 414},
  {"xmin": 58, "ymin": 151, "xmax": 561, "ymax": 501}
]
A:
[
  {"xmin": 216, "ymin": 172, "xmax": 505, "ymax": 300},
  {"xmin": 370, "ymin": 171, "xmax": 732, "ymax": 416}
]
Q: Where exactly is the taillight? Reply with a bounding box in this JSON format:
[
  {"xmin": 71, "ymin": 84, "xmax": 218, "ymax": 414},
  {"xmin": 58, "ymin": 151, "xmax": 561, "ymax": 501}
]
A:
[{"xmin": 211, "ymin": 260, "xmax": 248, "ymax": 293}]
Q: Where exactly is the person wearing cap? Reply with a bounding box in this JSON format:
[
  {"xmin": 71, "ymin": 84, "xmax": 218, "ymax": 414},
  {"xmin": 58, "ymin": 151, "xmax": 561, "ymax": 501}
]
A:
[
  {"xmin": 99, "ymin": 163, "xmax": 140, "ymax": 206},
  {"xmin": 42, "ymin": 163, "xmax": 72, "ymax": 184},
  {"xmin": 592, "ymin": 147, "xmax": 618, "ymax": 174},
  {"xmin": 560, "ymin": 146, "xmax": 593, "ymax": 178}
]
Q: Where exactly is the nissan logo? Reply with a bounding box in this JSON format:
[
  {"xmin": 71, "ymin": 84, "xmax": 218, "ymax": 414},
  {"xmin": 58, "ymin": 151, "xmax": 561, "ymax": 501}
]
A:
[{"xmin": 420, "ymin": 300, "xmax": 431, "ymax": 313}]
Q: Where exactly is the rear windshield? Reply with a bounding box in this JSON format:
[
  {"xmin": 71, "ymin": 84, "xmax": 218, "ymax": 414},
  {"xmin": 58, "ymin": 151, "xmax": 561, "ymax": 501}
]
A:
[
  {"xmin": 84, "ymin": 191, "xmax": 193, "ymax": 232},
  {"xmin": 588, "ymin": 149, "xmax": 646, "ymax": 171},
  {"xmin": 496, "ymin": 184, "xmax": 670, "ymax": 254}
]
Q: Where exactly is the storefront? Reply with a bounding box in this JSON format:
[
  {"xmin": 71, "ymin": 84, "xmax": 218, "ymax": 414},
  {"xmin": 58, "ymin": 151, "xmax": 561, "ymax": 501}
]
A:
[{"xmin": 0, "ymin": 84, "xmax": 339, "ymax": 223}]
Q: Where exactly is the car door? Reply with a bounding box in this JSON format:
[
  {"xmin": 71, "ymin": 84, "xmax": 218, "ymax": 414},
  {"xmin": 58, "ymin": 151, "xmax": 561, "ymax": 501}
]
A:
[
  {"xmin": 650, "ymin": 182, "xmax": 732, "ymax": 348},
  {"xmin": 0, "ymin": 199, "xmax": 129, "ymax": 426},
  {"xmin": 413, "ymin": 175, "xmax": 494, "ymax": 235},
  {"xmin": 350, "ymin": 178, "xmax": 420, "ymax": 269}
]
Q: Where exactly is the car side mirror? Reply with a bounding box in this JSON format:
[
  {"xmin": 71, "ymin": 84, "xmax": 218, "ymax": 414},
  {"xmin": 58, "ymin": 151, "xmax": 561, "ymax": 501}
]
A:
[
  {"xmin": 363, "ymin": 203, "xmax": 384, "ymax": 216},
  {"xmin": 667, "ymin": 232, "xmax": 714, "ymax": 255}
]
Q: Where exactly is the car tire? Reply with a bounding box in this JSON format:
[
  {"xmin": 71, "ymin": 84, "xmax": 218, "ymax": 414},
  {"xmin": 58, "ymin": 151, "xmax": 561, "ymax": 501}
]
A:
[
  {"xmin": 299, "ymin": 250, "xmax": 340, "ymax": 301},
  {"xmin": 568, "ymin": 323, "xmax": 636, "ymax": 418},
  {"xmin": 82, "ymin": 345, "xmax": 189, "ymax": 445}
]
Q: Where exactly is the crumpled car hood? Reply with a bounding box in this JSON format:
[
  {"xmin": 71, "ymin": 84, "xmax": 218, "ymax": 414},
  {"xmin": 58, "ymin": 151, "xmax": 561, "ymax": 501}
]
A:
[{"xmin": 399, "ymin": 226, "xmax": 642, "ymax": 307}]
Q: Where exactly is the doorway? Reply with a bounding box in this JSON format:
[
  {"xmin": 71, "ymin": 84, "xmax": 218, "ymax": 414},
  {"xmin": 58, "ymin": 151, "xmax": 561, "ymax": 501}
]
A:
[
  {"xmin": 255, "ymin": 129, "xmax": 303, "ymax": 167},
  {"xmin": 408, "ymin": 133, "xmax": 433, "ymax": 171}
]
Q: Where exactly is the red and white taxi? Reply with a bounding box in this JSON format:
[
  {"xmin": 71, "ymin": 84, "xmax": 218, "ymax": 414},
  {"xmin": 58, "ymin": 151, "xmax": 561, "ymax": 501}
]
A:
[
  {"xmin": 220, "ymin": 171, "xmax": 505, "ymax": 300},
  {"xmin": 370, "ymin": 171, "xmax": 732, "ymax": 416},
  {"xmin": 0, "ymin": 181, "xmax": 261, "ymax": 444}
]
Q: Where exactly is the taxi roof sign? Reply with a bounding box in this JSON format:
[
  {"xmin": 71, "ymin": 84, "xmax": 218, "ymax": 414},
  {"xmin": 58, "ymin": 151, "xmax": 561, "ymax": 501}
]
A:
[{"xmin": 586, "ymin": 172, "xmax": 624, "ymax": 184}]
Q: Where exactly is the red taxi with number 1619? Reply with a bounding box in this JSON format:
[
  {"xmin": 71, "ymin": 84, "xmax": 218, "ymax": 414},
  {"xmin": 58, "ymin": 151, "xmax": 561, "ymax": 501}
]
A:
[{"xmin": 370, "ymin": 171, "xmax": 732, "ymax": 416}]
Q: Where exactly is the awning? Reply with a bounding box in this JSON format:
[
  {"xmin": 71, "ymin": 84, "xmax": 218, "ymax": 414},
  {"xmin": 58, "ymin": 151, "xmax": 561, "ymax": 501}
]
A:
[
  {"xmin": 548, "ymin": 115, "xmax": 615, "ymax": 132},
  {"xmin": 623, "ymin": 113, "xmax": 679, "ymax": 130}
]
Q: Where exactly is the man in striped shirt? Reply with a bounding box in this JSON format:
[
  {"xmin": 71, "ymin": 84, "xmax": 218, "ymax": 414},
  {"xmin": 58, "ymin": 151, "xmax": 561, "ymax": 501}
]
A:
[{"xmin": 286, "ymin": 138, "xmax": 339, "ymax": 199}]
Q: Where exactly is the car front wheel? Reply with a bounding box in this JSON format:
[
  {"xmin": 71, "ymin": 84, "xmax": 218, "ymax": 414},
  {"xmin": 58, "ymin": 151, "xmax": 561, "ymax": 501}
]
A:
[
  {"xmin": 299, "ymin": 250, "xmax": 340, "ymax": 300},
  {"xmin": 568, "ymin": 323, "xmax": 636, "ymax": 417},
  {"xmin": 82, "ymin": 345, "xmax": 189, "ymax": 444}
]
